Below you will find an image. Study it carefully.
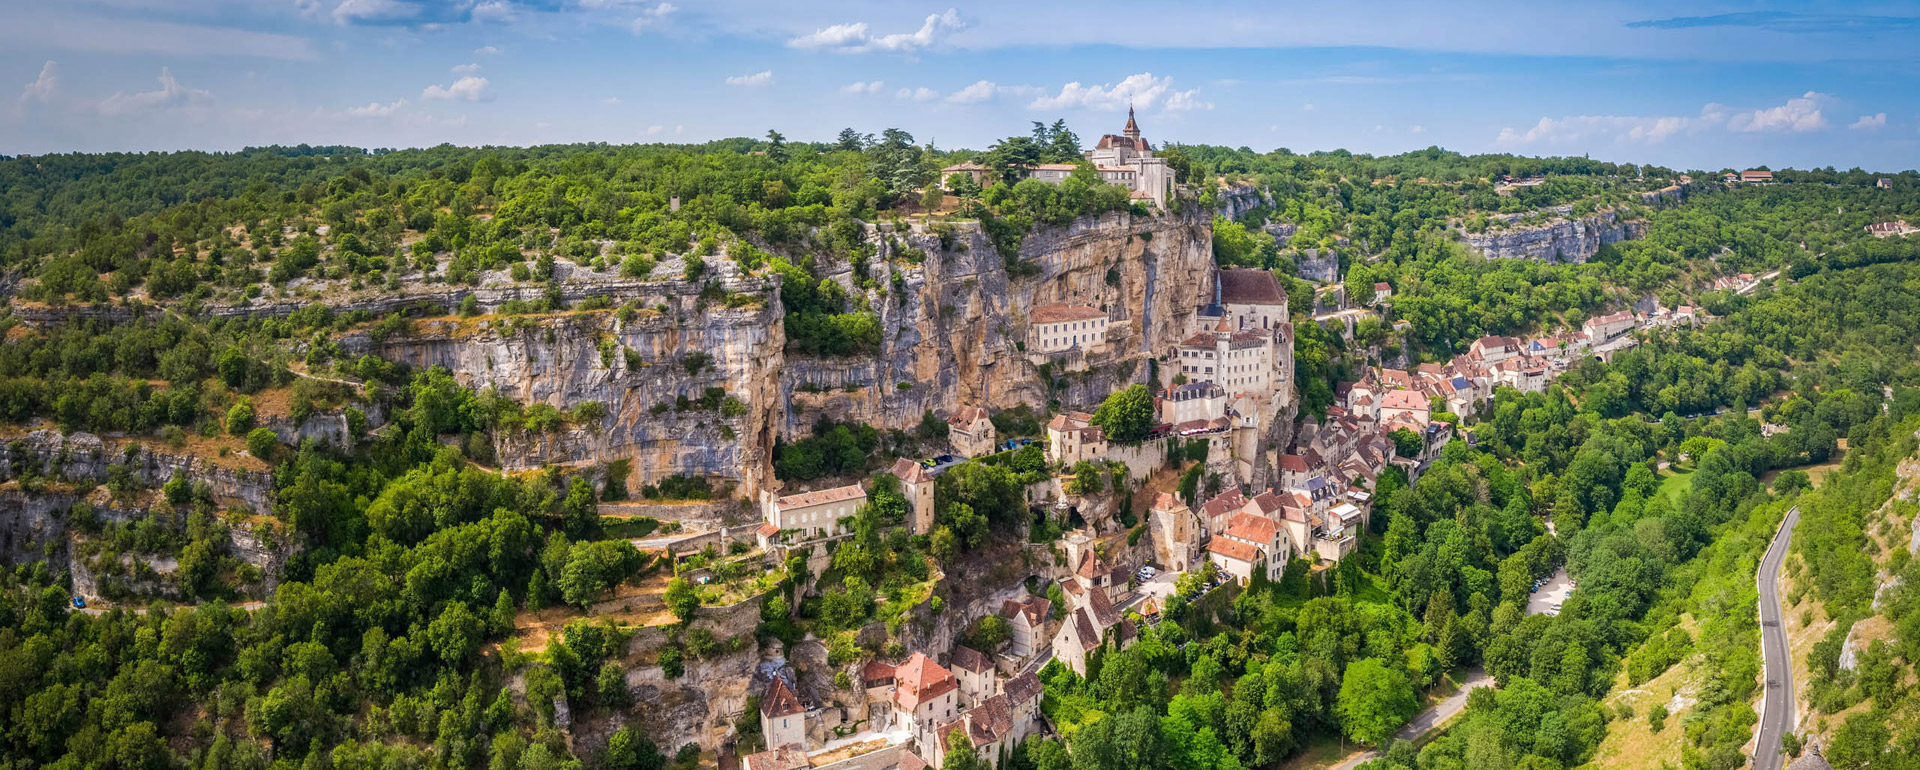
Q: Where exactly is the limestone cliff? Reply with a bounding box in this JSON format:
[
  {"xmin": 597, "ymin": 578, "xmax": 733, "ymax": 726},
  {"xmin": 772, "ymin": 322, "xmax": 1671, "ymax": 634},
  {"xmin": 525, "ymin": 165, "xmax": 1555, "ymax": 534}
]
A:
[
  {"xmin": 346, "ymin": 275, "xmax": 785, "ymax": 497},
  {"xmin": 783, "ymin": 209, "xmax": 1215, "ymax": 435},
  {"xmin": 1460, "ymin": 207, "xmax": 1646, "ymax": 263}
]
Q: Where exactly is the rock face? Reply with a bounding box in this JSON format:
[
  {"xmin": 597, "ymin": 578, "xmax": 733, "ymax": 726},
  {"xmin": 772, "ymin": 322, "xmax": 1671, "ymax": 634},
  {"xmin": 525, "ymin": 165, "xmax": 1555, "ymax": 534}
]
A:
[
  {"xmin": 0, "ymin": 430, "xmax": 275, "ymax": 512},
  {"xmin": 347, "ymin": 275, "xmax": 785, "ymax": 497},
  {"xmin": 1460, "ymin": 208, "xmax": 1646, "ymax": 264},
  {"xmin": 0, "ymin": 431, "xmax": 288, "ymax": 595},
  {"xmin": 783, "ymin": 209, "xmax": 1215, "ymax": 437}
]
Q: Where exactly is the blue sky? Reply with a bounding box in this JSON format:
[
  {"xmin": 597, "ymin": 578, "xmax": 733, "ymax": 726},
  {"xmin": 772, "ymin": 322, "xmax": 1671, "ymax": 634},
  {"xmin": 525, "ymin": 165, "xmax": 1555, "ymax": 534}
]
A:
[{"xmin": 3, "ymin": 0, "xmax": 1918, "ymax": 171}]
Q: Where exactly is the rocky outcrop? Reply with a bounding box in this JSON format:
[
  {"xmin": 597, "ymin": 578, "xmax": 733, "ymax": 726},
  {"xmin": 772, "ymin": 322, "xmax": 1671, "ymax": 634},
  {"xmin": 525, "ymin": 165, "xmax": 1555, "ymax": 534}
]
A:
[
  {"xmin": 1217, "ymin": 184, "xmax": 1271, "ymax": 221},
  {"xmin": 0, "ymin": 430, "xmax": 275, "ymax": 512},
  {"xmin": 348, "ymin": 275, "xmax": 785, "ymax": 497},
  {"xmin": 783, "ymin": 209, "xmax": 1215, "ymax": 436},
  {"xmin": 1459, "ymin": 207, "xmax": 1646, "ymax": 264}
]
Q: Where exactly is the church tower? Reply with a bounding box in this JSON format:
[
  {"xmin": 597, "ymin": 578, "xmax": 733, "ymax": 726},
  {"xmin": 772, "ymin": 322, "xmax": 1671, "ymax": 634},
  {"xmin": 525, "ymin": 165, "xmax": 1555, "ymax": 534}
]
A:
[{"xmin": 1123, "ymin": 105, "xmax": 1140, "ymax": 143}]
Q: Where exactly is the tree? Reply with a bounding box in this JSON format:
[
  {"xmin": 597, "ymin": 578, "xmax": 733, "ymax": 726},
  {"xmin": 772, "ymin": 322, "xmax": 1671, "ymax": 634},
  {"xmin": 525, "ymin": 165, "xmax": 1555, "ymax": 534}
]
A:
[
  {"xmin": 1092, "ymin": 384, "xmax": 1155, "ymax": 443},
  {"xmin": 1336, "ymin": 658, "xmax": 1417, "ymax": 746},
  {"xmin": 764, "ymin": 130, "xmax": 788, "ymax": 164},
  {"xmin": 427, "ymin": 601, "xmax": 483, "ymax": 664},
  {"xmin": 664, "ymin": 577, "xmax": 700, "ymax": 624},
  {"xmin": 226, "ymin": 398, "xmax": 255, "ymax": 435},
  {"xmin": 247, "ymin": 427, "xmax": 280, "ymax": 460},
  {"xmin": 1390, "ymin": 428, "xmax": 1424, "ymax": 459},
  {"xmin": 943, "ymin": 730, "xmax": 989, "ymax": 770}
]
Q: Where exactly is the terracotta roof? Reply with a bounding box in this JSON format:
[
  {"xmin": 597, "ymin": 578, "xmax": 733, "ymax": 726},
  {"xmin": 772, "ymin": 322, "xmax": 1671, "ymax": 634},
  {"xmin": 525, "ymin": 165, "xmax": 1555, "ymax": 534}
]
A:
[
  {"xmin": 939, "ymin": 693, "xmax": 1015, "ymax": 751},
  {"xmin": 1217, "ymin": 268, "xmax": 1287, "ymax": 306},
  {"xmin": 1031, "ymin": 163, "xmax": 1080, "ymax": 171},
  {"xmin": 1374, "ymin": 282, "xmax": 1391, "ymax": 291},
  {"xmin": 949, "ymin": 645, "xmax": 991, "ymax": 672},
  {"xmin": 1278, "ymin": 454, "xmax": 1310, "ymax": 473},
  {"xmin": 893, "ymin": 653, "xmax": 957, "ymax": 711},
  {"xmin": 1224, "ymin": 512, "xmax": 1279, "ymax": 546},
  {"xmin": 1076, "ymin": 549, "xmax": 1109, "ymax": 580},
  {"xmin": 756, "ymin": 523, "xmax": 778, "ymax": 537},
  {"xmin": 1380, "ymin": 389, "xmax": 1427, "ymax": 412},
  {"xmin": 742, "ymin": 746, "xmax": 809, "ymax": 770},
  {"xmin": 941, "ymin": 162, "xmax": 988, "ymax": 172},
  {"xmin": 1030, "ymin": 303, "xmax": 1107, "ymax": 325},
  {"xmin": 761, "ymin": 676, "xmax": 804, "ymax": 717},
  {"xmin": 888, "ymin": 457, "xmax": 933, "ymax": 485},
  {"xmin": 898, "ymin": 752, "xmax": 930, "ymax": 770},
  {"xmin": 1208, "ymin": 538, "xmax": 1261, "ymax": 563},
  {"xmin": 774, "ymin": 483, "xmax": 865, "ymax": 510},
  {"xmin": 1150, "ymin": 491, "xmax": 1190, "ymax": 513}
]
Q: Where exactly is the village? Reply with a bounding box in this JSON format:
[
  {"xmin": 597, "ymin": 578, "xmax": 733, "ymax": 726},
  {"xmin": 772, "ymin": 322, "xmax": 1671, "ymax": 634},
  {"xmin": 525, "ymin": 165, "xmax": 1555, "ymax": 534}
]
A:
[{"xmin": 736, "ymin": 115, "xmax": 1728, "ymax": 768}]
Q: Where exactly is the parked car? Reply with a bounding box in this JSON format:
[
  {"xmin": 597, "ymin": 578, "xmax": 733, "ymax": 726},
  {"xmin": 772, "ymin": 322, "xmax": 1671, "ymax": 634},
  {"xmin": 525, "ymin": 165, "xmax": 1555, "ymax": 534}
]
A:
[
  {"xmin": 70, "ymin": 596, "xmax": 85, "ymax": 609},
  {"xmin": 1136, "ymin": 566, "xmax": 1158, "ymax": 580}
]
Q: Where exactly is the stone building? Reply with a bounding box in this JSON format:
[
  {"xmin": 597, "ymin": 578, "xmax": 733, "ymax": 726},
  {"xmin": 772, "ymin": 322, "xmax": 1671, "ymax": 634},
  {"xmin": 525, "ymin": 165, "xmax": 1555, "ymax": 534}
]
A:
[
  {"xmin": 759, "ymin": 482, "xmax": 866, "ymax": 548},
  {"xmin": 894, "ymin": 653, "xmax": 962, "ymax": 751},
  {"xmin": 1027, "ymin": 304, "xmax": 1110, "ymax": 354},
  {"xmin": 760, "ymin": 676, "xmax": 808, "ymax": 753},
  {"xmin": 946, "ymin": 406, "xmax": 998, "ymax": 458},
  {"xmin": 1000, "ymin": 595, "xmax": 1053, "ymax": 660},
  {"xmin": 889, "ymin": 458, "xmax": 936, "ymax": 535},
  {"xmin": 1044, "ymin": 411, "xmax": 1106, "ymax": 466}
]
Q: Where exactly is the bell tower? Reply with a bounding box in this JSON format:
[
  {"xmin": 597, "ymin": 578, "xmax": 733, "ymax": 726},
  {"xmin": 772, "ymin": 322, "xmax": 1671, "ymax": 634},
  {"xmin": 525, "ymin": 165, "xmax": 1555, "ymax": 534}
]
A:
[{"xmin": 1123, "ymin": 104, "xmax": 1140, "ymax": 143}]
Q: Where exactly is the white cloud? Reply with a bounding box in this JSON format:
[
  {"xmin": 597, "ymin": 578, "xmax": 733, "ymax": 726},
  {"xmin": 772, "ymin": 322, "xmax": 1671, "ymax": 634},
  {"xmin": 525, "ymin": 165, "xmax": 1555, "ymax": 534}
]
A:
[
  {"xmin": 452, "ymin": 62, "xmax": 481, "ymax": 75},
  {"xmin": 474, "ymin": 45, "xmax": 501, "ymax": 55},
  {"xmin": 895, "ymin": 86, "xmax": 938, "ymax": 102},
  {"xmin": 630, "ymin": 2, "xmax": 676, "ymax": 34},
  {"xmin": 840, "ymin": 80, "xmax": 887, "ymax": 95},
  {"xmin": 789, "ymin": 9, "xmax": 965, "ymax": 54},
  {"xmin": 17, "ymin": 61, "xmax": 58, "ymax": 113},
  {"xmin": 600, "ymin": 96, "xmax": 621, "ymax": 105},
  {"xmin": 470, "ymin": 1, "xmax": 516, "ymax": 23},
  {"xmin": 1498, "ymin": 103, "xmax": 1732, "ymax": 145},
  {"xmin": 725, "ymin": 70, "xmax": 772, "ymax": 87},
  {"xmin": 1028, "ymin": 72, "xmax": 1208, "ymax": 112},
  {"xmin": 1410, "ymin": 125, "xmax": 1425, "ymax": 134},
  {"xmin": 1301, "ymin": 103, "xmax": 1316, "ymax": 111},
  {"xmin": 347, "ymin": 98, "xmax": 407, "ymax": 117},
  {"xmin": 646, "ymin": 125, "xmax": 664, "ymax": 135},
  {"xmin": 421, "ymin": 75, "xmax": 491, "ymax": 101},
  {"xmin": 946, "ymin": 80, "xmax": 1002, "ymax": 104},
  {"xmin": 1850, "ymin": 113, "xmax": 1887, "ymax": 130},
  {"xmin": 1728, "ymin": 91, "xmax": 1831, "ymax": 133},
  {"xmin": 97, "ymin": 67, "xmax": 212, "ymax": 116},
  {"xmin": 332, "ymin": 0, "xmax": 417, "ymax": 25}
]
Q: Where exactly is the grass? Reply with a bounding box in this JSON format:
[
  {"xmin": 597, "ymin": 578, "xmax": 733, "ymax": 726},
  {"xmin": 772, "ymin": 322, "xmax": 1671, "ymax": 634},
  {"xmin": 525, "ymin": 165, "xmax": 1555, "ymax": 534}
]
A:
[
  {"xmin": 600, "ymin": 515, "xmax": 660, "ymax": 539},
  {"xmin": 1658, "ymin": 468, "xmax": 1695, "ymax": 503}
]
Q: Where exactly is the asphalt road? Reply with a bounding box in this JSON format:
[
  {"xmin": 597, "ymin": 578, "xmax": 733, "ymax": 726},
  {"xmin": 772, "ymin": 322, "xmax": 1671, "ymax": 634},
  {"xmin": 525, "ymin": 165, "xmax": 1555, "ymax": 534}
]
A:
[{"xmin": 1754, "ymin": 505, "xmax": 1801, "ymax": 770}]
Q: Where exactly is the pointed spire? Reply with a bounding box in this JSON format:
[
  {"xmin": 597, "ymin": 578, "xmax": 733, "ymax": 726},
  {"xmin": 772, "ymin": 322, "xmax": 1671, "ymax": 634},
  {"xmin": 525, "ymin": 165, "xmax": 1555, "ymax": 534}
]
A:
[{"xmin": 1123, "ymin": 103, "xmax": 1140, "ymax": 141}]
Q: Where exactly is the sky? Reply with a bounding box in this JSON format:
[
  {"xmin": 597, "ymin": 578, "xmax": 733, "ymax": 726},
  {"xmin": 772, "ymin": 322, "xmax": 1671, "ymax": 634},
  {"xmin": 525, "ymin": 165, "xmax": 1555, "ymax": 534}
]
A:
[{"xmin": 3, "ymin": 0, "xmax": 1919, "ymax": 172}]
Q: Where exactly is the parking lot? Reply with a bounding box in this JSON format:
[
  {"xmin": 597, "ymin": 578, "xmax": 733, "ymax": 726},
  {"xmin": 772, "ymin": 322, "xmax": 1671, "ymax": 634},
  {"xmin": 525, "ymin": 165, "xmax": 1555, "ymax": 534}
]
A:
[{"xmin": 1527, "ymin": 567, "xmax": 1573, "ymax": 616}]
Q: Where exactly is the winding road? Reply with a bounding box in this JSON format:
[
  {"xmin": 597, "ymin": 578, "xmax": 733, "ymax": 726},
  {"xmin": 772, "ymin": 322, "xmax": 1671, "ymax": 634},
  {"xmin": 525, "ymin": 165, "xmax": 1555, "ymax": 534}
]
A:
[{"xmin": 1753, "ymin": 505, "xmax": 1800, "ymax": 770}]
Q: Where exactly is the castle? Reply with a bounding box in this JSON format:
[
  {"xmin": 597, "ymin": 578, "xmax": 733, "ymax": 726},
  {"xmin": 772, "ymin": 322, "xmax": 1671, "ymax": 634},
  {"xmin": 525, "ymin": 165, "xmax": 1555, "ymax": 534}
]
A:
[
  {"xmin": 941, "ymin": 108, "xmax": 1172, "ymax": 209},
  {"xmin": 1084, "ymin": 107, "xmax": 1171, "ymax": 209}
]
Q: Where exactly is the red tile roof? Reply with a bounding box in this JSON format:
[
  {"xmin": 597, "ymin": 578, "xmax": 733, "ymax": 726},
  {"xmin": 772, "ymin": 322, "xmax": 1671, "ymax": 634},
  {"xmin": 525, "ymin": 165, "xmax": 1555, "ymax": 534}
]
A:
[
  {"xmin": 1224, "ymin": 512, "xmax": 1278, "ymax": 546},
  {"xmin": 893, "ymin": 653, "xmax": 957, "ymax": 711},
  {"xmin": 761, "ymin": 676, "xmax": 804, "ymax": 717},
  {"xmin": 1208, "ymin": 538, "xmax": 1261, "ymax": 563},
  {"xmin": 774, "ymin": 483, "xmax": 865, "ymax": 510}
]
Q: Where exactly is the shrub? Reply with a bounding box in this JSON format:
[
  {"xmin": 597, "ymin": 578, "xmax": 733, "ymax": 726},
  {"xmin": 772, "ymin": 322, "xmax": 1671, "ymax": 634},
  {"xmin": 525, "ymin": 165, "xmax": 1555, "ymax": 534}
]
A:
[{"xmin": 246, "ymin": 427, "xmax": 279, "ymax": 460}]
